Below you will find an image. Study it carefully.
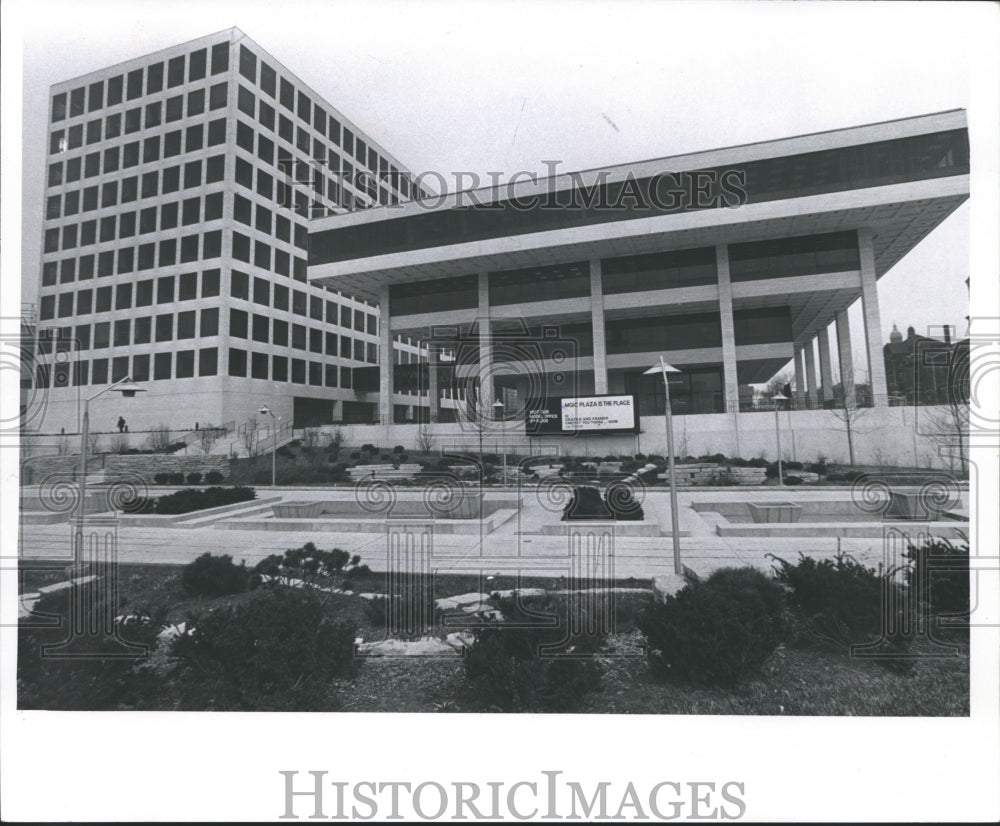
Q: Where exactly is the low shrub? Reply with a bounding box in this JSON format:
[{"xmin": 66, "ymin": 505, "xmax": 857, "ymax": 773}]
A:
[
  {"xmin": 365, "ymin": 573, "xmax": 437, "ymax": 638},
  {"xmin": 603, "ymin": 483, "xmax": 645, "ymax": 520},
  {"xmin": 784, "ymin": 475, "xmax": 803, "ymax": 485},
  {"xmin": 185, "ymin": 472, "xmax": 202, "ymax": 485},
  {"xmin": 464, "ymin": 595, "xmax": 604, "ymax": 711},
  {"xmin": 350, "ymin": 451, "xmax": 361, "ymax": 460},
  {"xmin": 255, "ymin": 542, "xmax": 354, "ymax": 582},
  {"xmin": 637, "ymin": 567, "xmax": 787, "ymax": 687},
  {"xmin": 398, "ymin": 454, "xmax": 409, "ymax": 463},
  {"xmin": 770, "ymin": 552, "xmax": 911, "ymax": 660},
  {"xmin": 843, "ymin": 470, "xmax": 863, "ymax": 482},
  {"xmin": 17, "ymin": 583, "xmax": 166, "ymax": 710},
  {"xmin": 169, "ymin": 585, "xmax": 356, "ymax": 710},
  {"xmin": 361, "ymin": 443, "xmax": 377, "ymax": 454},
  {"xmin": 153, "ymin": 473, "xmax": 169, "ymax": 485},
  {"xmin": 168, "ymin": 472, "xmax": 185, "ymax": 485},
  {"xmin": 826, "ymin": 472, "xmax": 846, "ymax": 482},
  {"xmin": 764, "ymin": 464, "xmax": 779, "ymax": 479},
  {"xmin": 784, "ymin": 460, "xmax": 804, "ymax": 471},
  {"xmin": 153, "ymin": 486, "xmax": 256, "ymax": 515},
  {"xmin": 561, "ymin": 486, "xmax": 610, "ymax": 520},
  {"xmin": 904, "ymin": 537, "xmax": 969, "ymax": 616},
  {"xmin": 181, "ymin": 552, "xmax": 260, "ymax": 597},
  {"xmin": 205, "ymin": 470, "xmax": 225, "ymax": 484},
  {"xmin": 393, "ymin": 444, "xmax": 405, "ymax": 454}
]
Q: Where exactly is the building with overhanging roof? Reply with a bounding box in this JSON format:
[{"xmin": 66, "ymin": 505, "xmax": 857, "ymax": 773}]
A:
[{"xmin": 308, "ymin": 110, "xmax": 969, "ymax": 428}]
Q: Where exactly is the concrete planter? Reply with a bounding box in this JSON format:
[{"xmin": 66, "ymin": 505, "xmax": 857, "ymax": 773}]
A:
[
  {"xmin": 887, "ymin": 490, "xmax": 943, "ymax": 520},
  {"xmin": 747, "ymin": 502, "xmax": 802, "ymax": 524}
]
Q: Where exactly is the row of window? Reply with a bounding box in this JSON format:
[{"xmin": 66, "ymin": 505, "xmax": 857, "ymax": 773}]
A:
[
  {"xmin": 235, "ymin": 44, "xmax": 429, "ymax": 200},
  {"xmin": 35, "ymin": 349, "xmax": 355, "ymax": 389},
  {"xmin": 47, "ymin": 154, "xmax": 225, "ymax": 196},
  {"xmin": 52, "ymin": 42, "xmax": 230, "ymax": 121},
  {"xmin": 50, "ymin": 86, "xmax": 227, "ymax": 154},
  {"xmin": 44, "ymin": 193, "xmax": 224, "ymax": 258},
  {"xmin": 229, "ymin": 271, "xmax": 376, "ymax": 332},
  {"xmin": 47, "ymin": 120, "xmax": 227, "ymax": 190}
]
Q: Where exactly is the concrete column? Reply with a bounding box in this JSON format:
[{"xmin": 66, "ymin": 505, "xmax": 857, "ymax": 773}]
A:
[
  {"xmin": 427, "ymin": 344, "xmax": 440, "ymax": 423},
  {"xmin": 378, "ymin": 285, "xmax": 393, "ymax": 425},
  {"xmin": 589, "ymin": 259, "xmax": 609, "ymax": 394},
  {"xmin": 793, "ymin": 346, "xmax": 805, "ymax": 408},
  {"xmin": 716, "ymin": 244, "xmax": 739, "ymax": 412},
  {"xmin": 858, "ymin": 229, "xmax": 889, "ymax": 402},
  {"xmin": 817, "ymin": 326, "xmax": 834, "ymax": 405},
  {"xmin": 804, "ymin": 338, "xmax": 819, "ymax": 409},
  {"xmin": 836, "ymin": 308, "xmax": 856, "ymax": 408},
  {"xmin": 477, "ymin": 273, "xmax": 493, "ymax": 417}
]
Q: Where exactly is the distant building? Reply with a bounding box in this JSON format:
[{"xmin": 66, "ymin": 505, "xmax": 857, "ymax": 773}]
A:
[{"xmin": 884, "ymin": 324, "xmax": 968, "ymax": 405}]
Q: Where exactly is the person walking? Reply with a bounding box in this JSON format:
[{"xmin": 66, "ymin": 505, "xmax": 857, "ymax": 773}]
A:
[{"xmin": 117, "ymin": 416, "xmax": 126, "ymax": 433}]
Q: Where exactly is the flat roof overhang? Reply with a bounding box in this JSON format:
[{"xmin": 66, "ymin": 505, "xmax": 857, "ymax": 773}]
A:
[{"xmin": 311, "ymin": 175, "xmax": 968, "ymax": 346}]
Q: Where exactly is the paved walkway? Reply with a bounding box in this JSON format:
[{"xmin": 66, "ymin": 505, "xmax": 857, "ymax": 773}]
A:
[{"xmin": 18, "ymin": 486, "xmax": 942, "ymax": 580}]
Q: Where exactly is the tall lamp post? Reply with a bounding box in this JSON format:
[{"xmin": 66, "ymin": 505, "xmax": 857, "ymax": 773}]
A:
[
  {"xmin": 259, "ymin": 406, "xmax": 277, "ymax": 487},
  {"xmin": 493, "ymin": 399, "xmax": 505, "ymax": 486},
  {"xmin": 771, "ymin": 391, "xmax": 789, "ymax": 485},
  {"xmin": 76, "ymin": 376, "xmax": 146, "ymax": 569},
  {"xmin": 644, "ymin": 357, "xmax": 683, "ymax": 576}
]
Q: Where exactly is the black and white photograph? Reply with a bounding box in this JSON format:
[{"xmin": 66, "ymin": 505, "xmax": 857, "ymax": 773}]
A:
[{"xmin": 2, "ymin": 0, "xmax": 998, "ymax": 821}]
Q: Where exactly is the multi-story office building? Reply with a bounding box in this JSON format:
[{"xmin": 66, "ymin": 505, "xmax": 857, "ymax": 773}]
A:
[
  {"xmin": 309, "ymin": 110, "xmax": 969, "ymax": 427},
  {"xmin": 31, "ymin": 28, "xmax": 431, "ymax": 435}
]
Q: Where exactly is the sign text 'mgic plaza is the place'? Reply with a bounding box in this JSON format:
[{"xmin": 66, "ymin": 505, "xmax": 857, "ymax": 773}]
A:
[{"xmin": 526, "ymin": 395, "xmax": 639, "ymax": 435}]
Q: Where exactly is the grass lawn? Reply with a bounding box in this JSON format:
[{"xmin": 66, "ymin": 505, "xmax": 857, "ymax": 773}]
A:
[{"xmin": 17, "ymin": 563, "xmax": 969, "ymax": 715}]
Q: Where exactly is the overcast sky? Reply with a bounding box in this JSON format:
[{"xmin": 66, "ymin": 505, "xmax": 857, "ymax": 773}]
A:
[{"xmin": 12, "ymin": 0, "xmax": 987, "ymax": 383}]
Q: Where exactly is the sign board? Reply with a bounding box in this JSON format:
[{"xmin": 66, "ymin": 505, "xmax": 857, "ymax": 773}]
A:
[{"xmin": 526, "ymin": 394, "xmax": 639, "ymax": 435}]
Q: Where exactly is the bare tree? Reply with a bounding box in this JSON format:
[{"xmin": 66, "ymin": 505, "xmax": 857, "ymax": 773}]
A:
[
  {"xmin": 21, "ymin": 430, "xmax": 39, "ymax": 460},
  {"xmin": 826, "ymin": 391, "xmax": 872, "ymax": 466},
  {"xmin": 198, "ymin": 422, "xmax": 221, "ymax": 455},
  {"xmin": 415, "ymin": 425, "xmax": 435, "ymax": 455},
  {"xmin": 87, "ymin": 432, "xmax": 102, "ymax": 455},
  {"xmin": 326, "ymin": 427, "xmax": 345, "ymax": 459},
  {"xmin": 242, "ymin": 416, "xmax": 260, "ymax": 458},
  {"xmin": 926, "ymin": 399, "xmax": 969, "ymax": 476},
  {"xmin": 146, "ymin": 424, "xmax": 172, "ymax": 452},
  {"xmin": 109, "ymin": 433, "xmax": 130, "ymax": 454}
]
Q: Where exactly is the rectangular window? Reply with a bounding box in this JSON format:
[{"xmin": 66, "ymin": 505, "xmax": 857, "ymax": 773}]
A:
[
  {"xmin": 235, "ymin": 157, "xmax": 253, "ymax": 188},
  {"xmin": 103, "ymin": 146, "xmax": 120, "ymax": 173},
  {"xmin": 175, "ymin": 349, "xmax": 195, "ymax": 379},
  {"xmin": 123, "ymin": 141, "xmax": 140, "ymax": 168},
  {"xmin": 167, "ymin": 55, "xmax": 185, "ymax": 87},
  {"xmin": 70, "ymin": 87, "xmax": 85, "ymax": 115},
  {"xmin": 274, "ymin": 249, "xmax": 289, "ymax": 276},
  {"xmin": 132, "ymin": 354, "xmax": 149, "ymax": 382},
  {"xmin": 125, "ymin": 107, "xmax": 141, "ymax": 133},
  {"xmin": 209, "ymin": 82, "xmax": 227, "ymax": 110},
  {"xmin": 75, "ymin": 324, "xmax": 91, "ymax": 350},
  {"xmin": 113, "ymin": 319, "xmax": 130, "ymax": 347},
  {"xmin": 162, "ymin": 166, "xmax": 180, "ymax": 193},
  {"xmin": 203, "ymin": 230, "xmax": 222, "ymax": 259},
  {"xmin": 143, "ymin": 135, "xmax": 160, "ymax": 163},
  {"xmin": 134, "ymin": 317, "xmax": 151, "ymax": 344},
  {"xmin": 252, "ymin": 276, "xmax": 270, "ymax": 305},
  {"xmin": 115, "ymin": 283, "xmax": 132, "ymax": 310},
  {"xmin": 117, "ymin": 247, "xmax": 134, "ymax": 273},
  {"xmin": 325, "ymin": 364, "xmax": 337, "ymax": 387},
  {"xmin": 159, "ymin": 238, "xmax": 176, "ymax": 266},
  {"xmin": 205, "ymin": 155, "xmax": 225, "ymax": 183},
  {"xmin": 291, "ymin": 323, "xmax": 306, "ymax": 349},
  {"xmin": 141, "ymin": 171, "xmax": 159, "ymax": 198},
  {"xmin": 154, "ymin": 352, "xmax": 172, "ymax": 380},
  {"xmin": 272, "ymin": 319, "xmax": 288, "ymax": 346},
  {"xmin": 238, "ymin": 85, "xmax": 255, "ymax": 117},
  {"xmin": 182, "ymin": 196, "xmax": 201, "ymax": 225},
  {"xmin": 57, "ymin": 292, "xmax": 74, "ymax": 318},
  {"xmin": 186, "ymin": 123, "xmax": 204, "ymax": 153},
  {"xmin": 52, "ymin": 93, "xmax": 67, "ymax": 122},
  {"xmin": 202, "ymin": 269, "xmax": 221, "ymax": 297},
  {"xmin": 230, "ymin": 308, "xmax": 248, "ymax": 338},
  {"xmin": 180, "ymin": 234, "xmax": 199, "ymax": 262},
  {"xmin": 160, "ymin": 201, "xmax": 178, "ymax": 230},
  {"xmin": 291, "ymin": 358, "xmax": 305, "ymax": 384},
  {"xmin": 65, "ymin": 191, "xmax": 81, "ymax": 216},
  {"xmin": 252, "ymin": 313, "xmax": 269, "ymax": 343},
  {"xmin": 280, "ymin": 77, "xmax": 294, "ymax": 110},
  {"xmin": 272, "ymin": 355, "xmax": 287, "ymax": 382},
  {"xmin": 258, "ymin": 100, "xmax": 275, "ymax": 131},
  {"xmin": 146, "ymin": 62, "xmax": 164, "ymax": 94},
  {"xmin": 157, "ymin": 275, "xmax": 175, "ymax": 304},
  {"xmin": 210, "ymin": 41, "xmax": 229, "ymax": 74},
  {"xmin": 111, "ymin": 356, "xmax": 129, "ymax": 383},
  {"xmin": 177, "ymin": 310, "xmax": 196, "ymax": 339},
  {"xmin": 121, "ymin": 176, "xmax": 138, "ymax": 202},
  {"xmin": 199, "ymin": 348, "xmax": 218, "ymax": 376},
  {"xmin": 228, "ymin": 347, "xmax": 247, "ymax": 377},
  {"xmin": 308, "ymin": 361, "xmax": 322, "ymax": 386},
  {"xmin": 293, "ymin": 290, "xmax": 307, "ymax": 316},
  {"xmin": 200, "ymin": 306, "xmax": 219, "ymax": 337},
  {"xmin": 325, "ymin": 331, "xmax": 338, "ymax": 356},
  {"xmin": 273, "ymin": 284, "xmax": 288, "ymax": 310},
  {"xmin": 98, "ymin": 251, "xmax": 114, "ymax": 276},
  {"xmin": 92, "ymin": 358, "xmax": 109, "ymax": 385},
  {"xmin": 105, "ymin": 112, "xmax": 121, "ymax": 139},
  {"xmin": 76, "ymin": 288, "xmax": 93, "ymax": 314},
  {"xmin": 230, "ymin": 269, "xmax": 249, "ymax": 299},
  {"xmin": 93, "ymin": 321, "xmax": 110, "ymax": 347},
  {"xmin": 251, "ymin": 352, "xmax": 269, "ymax": 380},
  {"xmin": 207, "ymin": 118, "xmax": 226, "ymax": 146},
  {"xmin": 136, "ymin": 280, "xmax": 153, "ymax": 306},
  {"xmin": 187, "ymin": 88, "xmax": 205, "ymax": 116},
  {"xmin": 189, "ymin": 48, "xmax": 207, "ymax": 81},
  {"xmin": 183, "ymin": 160, "xmax": 202, "ymax": 188},
  {"xmin": 59, "ymin": 257, "xmax": 76, "ymax": 282},
  {"xmin": 254, "ymin": 240, "xmax": 270, "ymax": 269},
  {"xmin": 145, "ymin": 101, "xmax": 161, "ymax": 128},
  {"xmin": 239, "ymin": 45, "xmax": 257, "ymax": 81},
  {"xmin": 86, "ymin": 119, "xmax": 102, "ymax": 144},
  {"xmin": 137, "ymin": 242, "xmax": 156, "ymax": 271},
  {"xmin": 232, "ymin": 232, "xmax": 251, "ymax": 263},
  {"xmin": 178, "ymin": 272, "xmax": 197, "ymax": 301},
  {"xmin": 126, "ymin": 68, "xmax": 143, "ymax": 99},
  {"xmin": 166, "ymin": 95, "xmax": 183, "ymax": 122},
  {"xmin": 309, "ymin": 327, "xmax": 323, "ymax": 353},
  {"xmin": 155, "ymin": 313, "xmax": 174, "ymax": 342}
]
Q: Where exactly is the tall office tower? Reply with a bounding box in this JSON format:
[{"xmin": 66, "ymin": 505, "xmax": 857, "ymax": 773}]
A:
[{"xmin": 32, "ymin": 28, "xmax": 428, "ymax": 437}]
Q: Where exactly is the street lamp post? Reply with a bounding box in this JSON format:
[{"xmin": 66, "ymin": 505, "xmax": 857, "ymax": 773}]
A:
[
  {"xmin": 259, "ymin": 407, "xmax": 277, "ymax": 487},
  {"xmin": 771, "ymin": 391, "xmax": 789, "ymax": 485},
  {"xmin": 76, "ymin": 377, "xmax": 146, "ymax": 570},
  {"xmin": 644, "ymin": 357, "xmax": 683, "ymax": 575}
]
